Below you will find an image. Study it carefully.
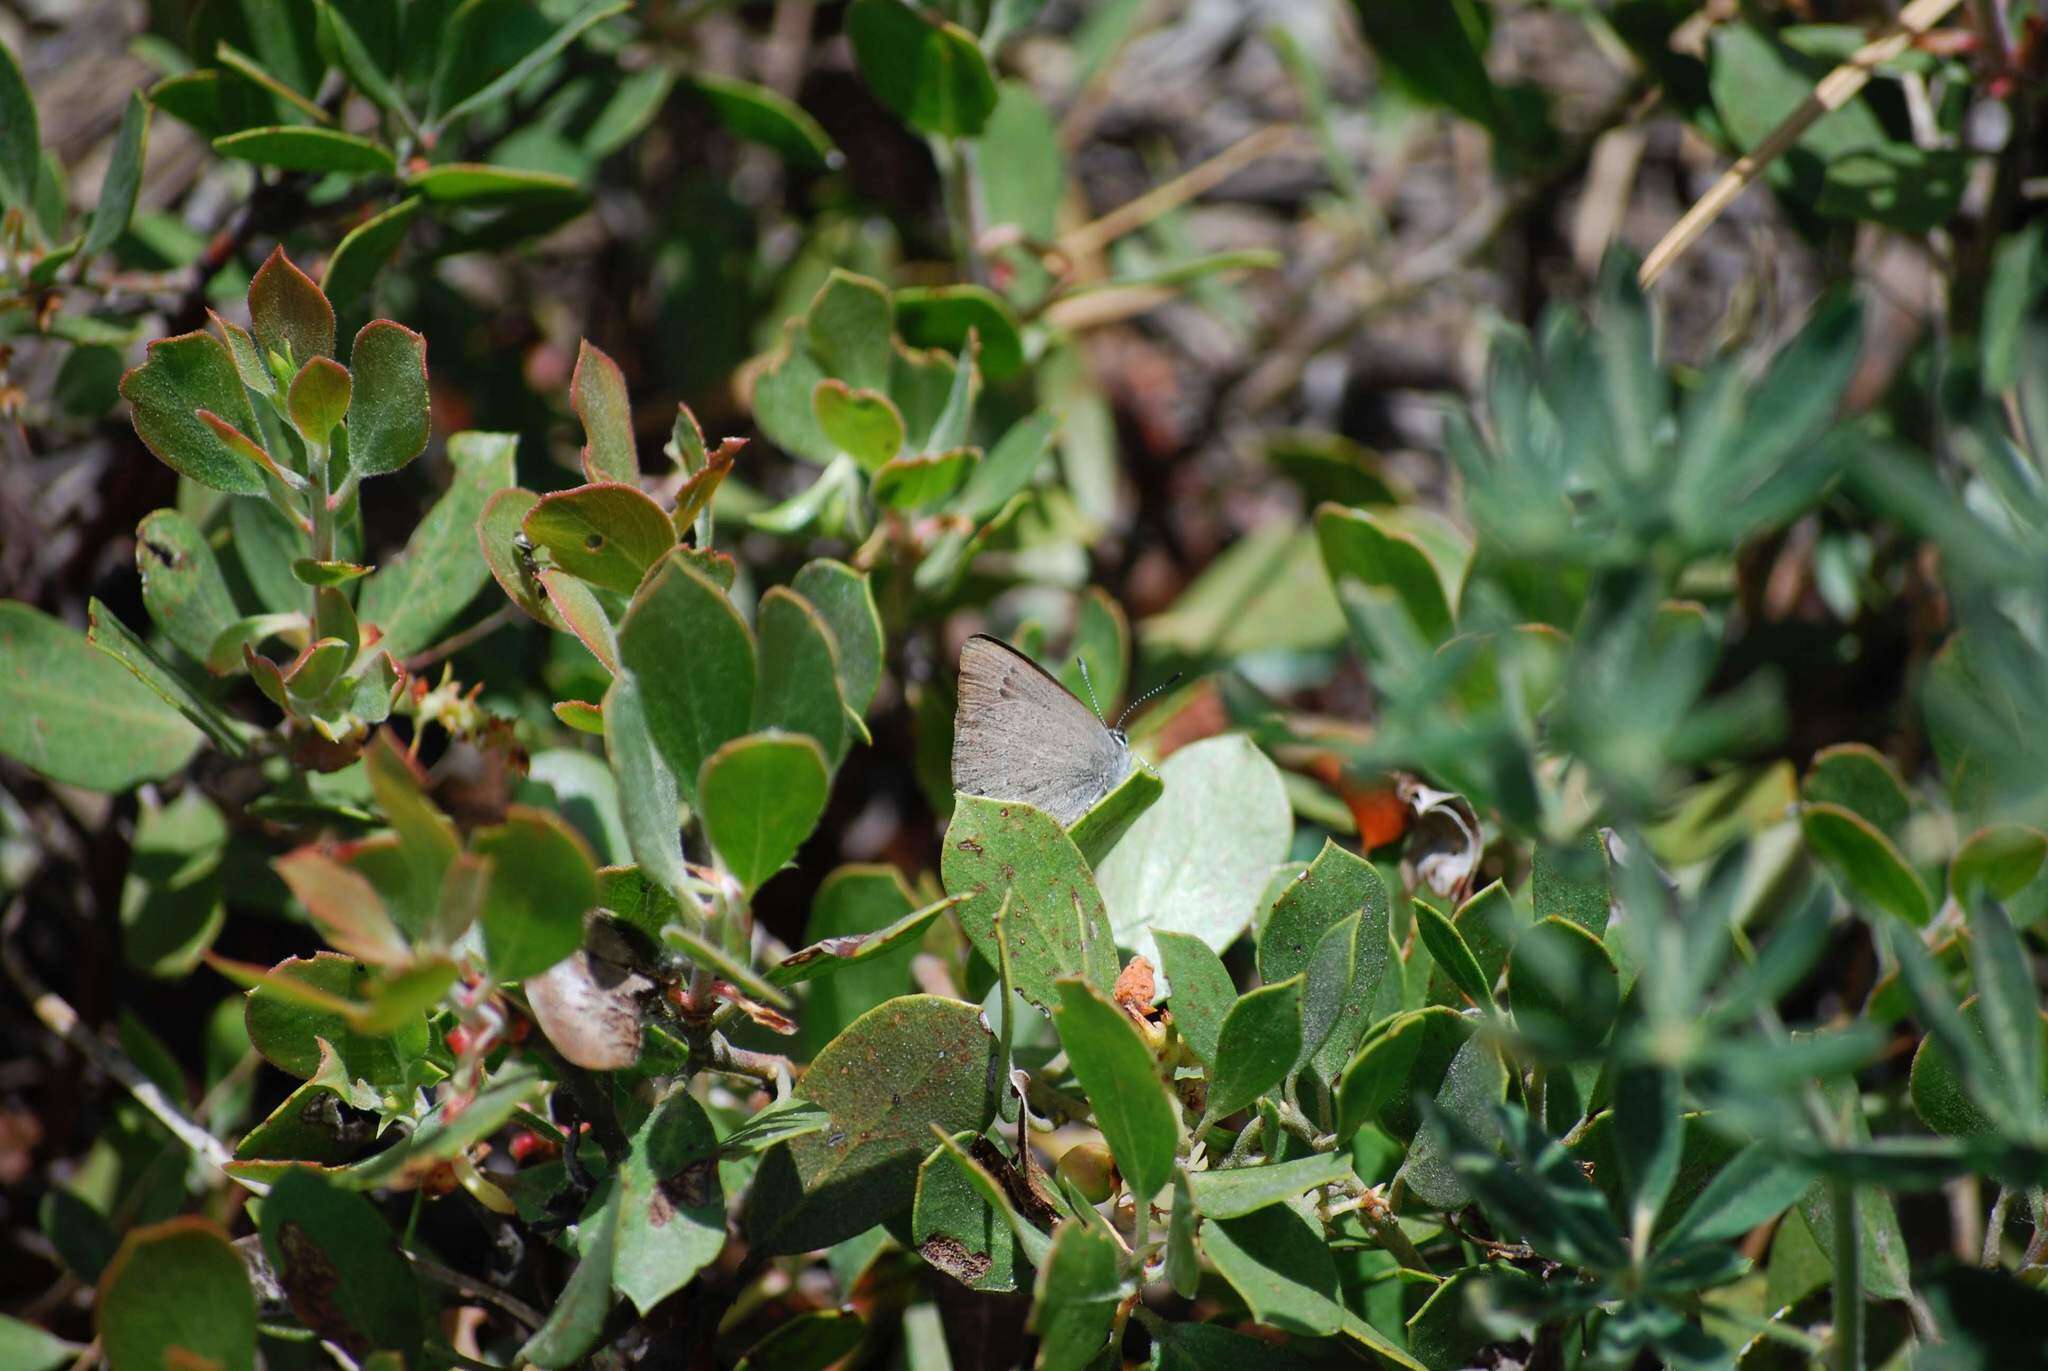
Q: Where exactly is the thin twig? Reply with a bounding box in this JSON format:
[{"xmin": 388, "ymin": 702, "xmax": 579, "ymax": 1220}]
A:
[
  {"xmin": 410, "ymin": 1254, "xmax": 546, "ymax": 1331},
  {"xmin": 402, "ymin": 603, "xmax": 521, "ymax": 672},
  {"xmin": 1639, "ymin": 0, "xmax": 1967, "ymax": 287},
  {"xmin": 1, "ymin": 899, "xmax": 243, "ymax": 1184},
  {"xmin": 1059, "ymin": 125, "xmax": 1299, "ymax": 262}
]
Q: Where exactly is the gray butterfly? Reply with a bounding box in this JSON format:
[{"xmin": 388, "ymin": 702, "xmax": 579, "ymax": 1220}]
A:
[{"xmin": 952, "ymin": 635, "xmax": 1171, "ymax": 826}]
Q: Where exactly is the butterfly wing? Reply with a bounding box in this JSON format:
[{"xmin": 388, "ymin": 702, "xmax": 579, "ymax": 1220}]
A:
[{"xmin": 952, "ymin": 635, "xmax": 1131, "ymax": 826}]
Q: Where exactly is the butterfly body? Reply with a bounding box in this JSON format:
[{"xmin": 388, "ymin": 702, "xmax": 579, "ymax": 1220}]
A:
[{"xmin": 951, "ymin": 634, "xmax": 1133, "ymax": 826}]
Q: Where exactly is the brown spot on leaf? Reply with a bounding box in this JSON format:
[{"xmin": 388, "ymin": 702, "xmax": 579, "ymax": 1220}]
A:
[
  {"xmin": 920, "ymin": 1234, "xmax": 993, "ymax": 1284},
  {"xmin": 650, "ymin": 1158, "xmax": 718, "ymax": 1226},
  {"xmin": 277, "ymin": 1221, "xmax": 367, "ymax": 1357}
]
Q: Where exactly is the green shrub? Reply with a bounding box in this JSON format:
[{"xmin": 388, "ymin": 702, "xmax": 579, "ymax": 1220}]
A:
[{"xmin": 5, "ymin": 4, "xmax": 2048, "ymax": 1370}]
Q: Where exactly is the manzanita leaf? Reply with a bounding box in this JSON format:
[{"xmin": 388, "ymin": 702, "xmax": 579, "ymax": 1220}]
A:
[
  {"xmin": 472, "ymin": 807, "xmax": 599, "ymax": 982},
  {"xmin": 97, "ymin": 1218, "xmax": 255, "ymax": 1371},
  {"xmin": 1097, "ymin": 734, "xmax": 1291, "ymax": 968},
  {"xmin": 805, "ymin": 269, "xmax": 894, "ymax": 392},
  {"xmin": 1029, "ymin": 1220, "xmax": 1124, "ymax": 1371},
  {"xmin": 1155, "ymin": 929, "xmax": 1236, "ymax": 1069},
  {"xmin": 613, "ymin": 1091, "xmax": 726, "ymax": 1314},
  {"xmin": 1186, "ymin": 1151, "xmax": 1355, "ymax": 1219},
  {"xmin": 134, "ymin": 508, "xmax": 240, "ymax": 663},
  {"xmin": 357, "ymin": 430, "xmax": 515, "ymax": 658},
  {"xmin": 873, "ymin": 447, "xmax": 980, "ymax": 509},
  {"xmin": 753, "ymin": 587, "xmax": 847, "ymax": 764},
  {"xmin": 287, "ymin": 355, "xmax": 352, "ymax": 443},
  {"xmin": 523, "ymin": 482, "xmax": 675, "ymax": 595},
  {"xmin": 617, "ymin": 553, "xmax": 756, "ymax": 808},
  {"xmin": 257, "ymin": 1169, "xmax": 424, "ymax": 1361},
  {"xmin": 847, "ymin": 0, "xmax": 998, "ymax": 138},
  {"xmin": 1052, "ymin": 977, "xmax": 1177, "ymax": 1206},
  {"xmin": 0, "ymin": 603, "xmax": 203, "ymax": 790},
  {"xmin": 746, "ymin": 995, "xmax": 997, "ymax": 1254},
  {"xmin": 248, "ymin": 246, "xmax": 335, "ymax": 367},
  {"xmin": 121, "ymin": 330, "xmax": 267, "ymax": 495},
  {"xmin": 323, "ymin": 195, "xmax": 422, "ymax": 310},
  {"xmin": 571, "ymin": 339, "xmax": 637, "ymax": 483},
  {"xmin": 941, "ymin": 796, "xmax": 1119, "ymax": 1011},
  {"xmin": 698, "ymin": 731, "xmax": 830, "ymax": 896},
  {"xmin": 1201, "ymin": 974, "xmax": 1303, "ymax": 1126},
  {"xmin": 214, "ymin": 125, "xmax": 396, "ymax": 174},
  {"xmin": 344, "ymin": 320, "xmax": 430, "ymax": 476},
  {"xmin": 791, "ymin": 559, "xmax": 883, "ymax": 722},
  {"xmin": 812, "ymin": 379, "xmax": 905, "ymax": 472}
]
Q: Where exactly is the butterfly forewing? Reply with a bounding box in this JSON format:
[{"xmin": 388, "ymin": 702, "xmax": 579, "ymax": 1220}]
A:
[{"xmin": 952, "ymin": 635, "xmax": 1132, "ymax": 826}]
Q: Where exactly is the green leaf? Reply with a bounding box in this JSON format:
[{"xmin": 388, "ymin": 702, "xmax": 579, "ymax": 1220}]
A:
[
  {"xmin": 698, "ymin": 732, "xmax": 830, "ymax": 895},
  {"xmin": 1317, "ymin": 502, "xmax": 1463, "ymax": 649},
  {"xmin": 1201, "ymin": 1202, "xmax": 1344, "ymax": 1336},
  {"xmin": 149, "ymin": 70, "xmax": 224, "ymax": 139},
  {"xmin": 120, "ymin": 330, "xmax": 267, "ymax": 495},
  {"xmin": 603, "ymin": 674, "xmax": 687, "ymax": 901},
  {"xmin": 1351, "ymin": 0, "xmax": 1497, "ymax": 130},
  {"xmin": 288, "ymin": 355, "xmax": 352, "ymax": 443},
  {"xmin": 97, "ymin": 1218, "xmax": 254, "ymax": 1371},
  {"xmin": 688, "ymin": 74, "xmax": 839, "ymax": 170},
  {"xmin": 913, "ymin": 1133, "xmax": 1027, "ymax": 1292},
  {"xmin": 874, "ymin": 447, "xmax": 980, "ymax": 510},
  {"xmin": 258, "ymin": 1169, "xmax": 423, "ymax": 1360},
  {"xmin": 571, "ymin": 339, "xmax": 637, "ymax": 483},
  {"xmin": 1964, "ymin": 900, "xmax": 2042, "ymax": 1133},
  {"xmin": 214, "ymin": 124, "xmax": 395, "ymax": 173},
  {"xmin": 735, "ymin": 1310, "xmax": 866, "ymax": 1371},
  {"xmin": 746, "ymin": 995, "xmax": 997, "ymax": 1254},
  {"xmin": 1951, "ymin": 825, "xmax": 2047, "ymax": 906},
  {"xmin": 1415, "ymin": 900, "xmax": 1494, "ymax": 1011},
  {"xmin": 1097, "ymin": 734, "xmax": 1291, "ymax": 968},
  {"xmin": 1186, "ymin": 1150, "xmax": 1354, "ymax": 1220},
  {"xmin": 241, "ymin": 952, "xmax": 400, "ymax": 1084},
  {"xmin": 83, "ymin": 93, "xmax": 149, "ymax": 257},
  {"xmin": 1335, "ymin": 1008, "xmax": 1433, "ymax": 1143},
  {"xmin": 134, "ymin": 508, "xmax": 240, "ymax": 664},
  {"xmin": 345, "ymin": 319, "xmax": 430, "ymax": 476},
  {"xmin": 1396, "ymin": 1033, "xmax": 1509, "ymax": 1210},
  {"xmin": 813, "ymin": 380, "xmax": 906, "ymax": 471},
  {"xmin": 1611, "ymin": 1065, "xmax": 1683, "ymax": 1249},
  {"xmin": 473, "ymin": 807, "xmax": 598, "ymax": 981},
  {"xmin": 1066, "ymin": 762, "xmax": 1165, "ymax": 868},
  {"xmin": 1659, "ymin": 1143, "xmax": 1815, "ymax": 1249},
  {"xmin": 248, "ymin": 246, "xmax": 335, "ymax": 366},
  {"xmin": 1030, "ymin": 1221, "xmax": 1124, "ymax": 1371},
  {"xmin": 523, "ymin": 483, "xmax": 673, "ymax": 595},
  {"xmin": 475, "ymin": 486, "xmax": 555, "ymax": 625},
  {"xmin": 538, "ymin": 567, "xmax": 618, "ymax": 672},
  {"xmin": 1506, "ymin": 916, "xmax": 1619, "ymax": 1053},
  {"xmin": 518, "ymin": 1184, "xmax": 619, "ymax": 1369},
  {"xmin": 291, "ymin": 558, "xmax": 370, "ymax": 588},
  {"xmin": 357, "ymin": 430, "xmax": 516, "ymax": 658},
  {"xmin": 618, "ymin": 554, "xmax": 757, "ymax": 808},
  {"xmin": 792, "ymin": 559, "xmax": 883, "ymax": 721},
  {"xmin": 1802, "ymin": 742, "xmax": 1911, "ymax": 838},
  {"xmin": 896, "ymin": 285, "xmax": 1025, "ymax": 381},
  {"xmin": 0, "ymin": 38, "xmax": 38, "ymax": 212},
  {"xmin": 1257, "ymin": 837, "xmax": 1389, "ymax": 983},
  {"xmin": 433, "ymin": 0, "xmax": 630, "ymax": 130},
  {"xmin": 613, "ymin": 1091, "xmax": 726, "ymax": 1314},
  {"xmin": 784, "ymin": 869, "xmax": 931, "ymax": 1058},
  {"xmin": 1053, "ymin": 978, "xmax": 1178, "ymax": 1205},
  {"xmin": 754, "ymin": 587, "xmax": 848, "ymax": 764},
  {"xmin": 1202, "ymin": 975, "xmax": 1303, "ymax": 1126},
  {"xmin": 322, "ymin": 195, "xmax": 421, "ymax": 310},
  {"xmin": 1427, "ymin": 880, "xmax": 1524, "ymax": 1009},
  {"xmin": 941, "ymin": 796, "xmax": 1120, "ymax": 1011},
  {"xmin": 0, "ymin": 603, "xmax": 203, "ymax": 790},
  {"xmin": 1155, "ymin": 929, "xmax": 1236, "ymax": 1069},
  {"xmin": 1803, "ymin": 801, "xmax": 1933, "ymax": 926},
  {"xmin": 1531, "ymin": 830, "xmax": 1612, "ymax": 937},
  {"xmin": 848, "ymin": 0, "xmax": 999, "ymax": 138},
  {"xmin": 1154, "ymin": 1320, "xmax": 1318, "ymax": 1371},
  {"xmin": 955, "ymin": 409, "xmax": 1056, "ymax": 521},
  {"xmin": 0, "ymin": 1315, "xmax": 81, "ymax": 1371},
  {"xmin": 120, "ymin": 790, "xmax": 227, "ymax": 978},
  {"xmin": 807, "ymin": 269, "xmax": 894, "ymax": 392},
  {"xmin": 1910, "ymin": 997, "xmax": 2048, "ymax": 1138},
  {"xmin": 405, "ymin": 160, "xmax": 587, "ymax": 204}
]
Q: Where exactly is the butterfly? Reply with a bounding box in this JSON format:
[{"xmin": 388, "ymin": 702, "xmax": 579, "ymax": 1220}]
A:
[{"xmin": 951, "ymin": 634, "xmax": 1174, "ymax": 825}]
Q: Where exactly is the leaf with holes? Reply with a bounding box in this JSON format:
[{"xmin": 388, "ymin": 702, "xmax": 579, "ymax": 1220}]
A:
[{"xmin": 524, "ymin": 483, "xmax": 675, "ymax": 595}]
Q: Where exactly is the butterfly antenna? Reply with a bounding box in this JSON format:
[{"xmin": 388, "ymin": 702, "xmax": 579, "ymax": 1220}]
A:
[
  {"xmin": 1114, "ymin": 671, "xmax": 1184, "ymax": 730},
  {"xmin": 1074, "ymin": 655, "xmax": 1108, "ymax": 724}
]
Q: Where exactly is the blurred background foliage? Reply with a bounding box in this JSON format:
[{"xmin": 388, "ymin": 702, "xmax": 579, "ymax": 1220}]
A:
[{"xmin": 8, "ymin": 0, "xmax": 2048, "ymax": 1367}]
